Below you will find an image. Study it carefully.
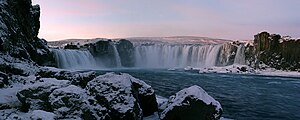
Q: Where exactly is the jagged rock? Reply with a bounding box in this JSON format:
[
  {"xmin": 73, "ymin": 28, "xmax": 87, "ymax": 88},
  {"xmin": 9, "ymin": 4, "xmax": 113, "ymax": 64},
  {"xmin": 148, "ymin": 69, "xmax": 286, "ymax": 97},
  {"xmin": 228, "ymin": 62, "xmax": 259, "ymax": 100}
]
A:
[
  {"xmin": 86, "ymin": 73, "xmax": 158, "ymax": 119},
  {"xmin": 0, "ymin": 0, "xmax": 53, "ymax": 66},
  {"xmin": 86, "ymin": 73, "xmax": 143, "ymax": 120},
  {"xmin": 0, "ymin": 72, "xmax": 8, "ymax": 88},
  {"xmin": 217, "ymin": 42, "xmax": 238, "ymax": 66},
  {"xmin": 0, "ymin": 54, "xmax": 38, "ymax": 76},
  {"xmin": 252, "ymin": 31, "xmax": 300, "ymax": 70},
  {"xmin": 16, "ymin": 78, "xmax": 70, "ymax": 112},
  {"xmin": 160, "ymin": 85, "xmax": 222, "ymax": 120},
  {"xmin": 49, "ymin": 85, "xmax": 109, "ymax": 119},
  {"xmin": 131, "ymin": 77, "xmax": 158, "ymax": 116},
  {"xmin": 117, "ymin": 39, "xmax": 135, "ymax": 67},
  {"xmin": 38, "ymin": 67, "xmax": 96, "ymax": 88},
  {"xmin": 88, "ymin": 40, "xmax": 118, "ymax": 67}
]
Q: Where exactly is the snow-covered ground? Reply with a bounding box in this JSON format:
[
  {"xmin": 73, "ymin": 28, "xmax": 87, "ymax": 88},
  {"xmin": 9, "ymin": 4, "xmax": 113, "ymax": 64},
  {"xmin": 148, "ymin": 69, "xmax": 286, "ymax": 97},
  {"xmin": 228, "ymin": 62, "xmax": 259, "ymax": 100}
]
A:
[{"xmin": 182, "ymin": 64, "xmax": 300, "ymax": 78}]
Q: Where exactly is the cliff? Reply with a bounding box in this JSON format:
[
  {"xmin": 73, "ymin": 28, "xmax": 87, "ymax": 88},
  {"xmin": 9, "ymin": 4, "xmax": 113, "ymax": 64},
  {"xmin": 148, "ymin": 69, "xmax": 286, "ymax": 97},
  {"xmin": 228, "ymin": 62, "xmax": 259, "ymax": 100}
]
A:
[
  {"xmin": 0, "ymin": 0, "xmax": 54, "ymax": 66},
  {"xmin": 252, "ymin": 32, "xmax": 300, "ymax": 71}
]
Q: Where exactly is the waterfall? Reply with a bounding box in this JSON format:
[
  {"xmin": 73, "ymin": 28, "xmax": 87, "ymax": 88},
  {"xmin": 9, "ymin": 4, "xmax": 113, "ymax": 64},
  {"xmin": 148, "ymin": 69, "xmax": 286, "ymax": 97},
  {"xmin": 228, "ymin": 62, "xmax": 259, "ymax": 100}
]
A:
[
  {"xmin": 134, "ymin": 44, "xmax": 222, "ymax": 68},
  {"xmin": 234, "ymin": 44, "xmax": 246, "ymax": 65},
  {"xmin": 51, "ymin": 49, "xmax": 97, "ymax": 69},
  {"xmin": 112, "ymin": 44, "xmax": 122, "ymax": 67}
]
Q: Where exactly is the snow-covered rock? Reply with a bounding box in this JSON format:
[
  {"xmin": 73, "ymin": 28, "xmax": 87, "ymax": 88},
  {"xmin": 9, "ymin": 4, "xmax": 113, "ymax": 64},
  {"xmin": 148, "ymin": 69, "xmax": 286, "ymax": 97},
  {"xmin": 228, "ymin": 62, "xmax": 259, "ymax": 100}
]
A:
[
  {"xmin": 48, "ymin": 85, "xmax": 110, "ymax": 119},
  {"xmin": 0, "ymin": 72, "xmax": 8, "ymax": 88},
  {"xmin": 0, "ymin": 109, "xmax": 56, "ymax": 120},
  {"xmin": 197, "ymin": 64, "xmax": 256, "ymax": 74},
  {"xmin": 38, "ymin": 67, "xmax": 96, "ymax": 87},
  {"xmin": 160, "ymin": 85, "xmax": 222, "ymax": 120},
  {"xmin": 86, "ymin": 72, "xmax": 158, "ymax": 119},
  {"xmin": 16, "ymin": 78, "xmax": 70, "ymax": 112}
]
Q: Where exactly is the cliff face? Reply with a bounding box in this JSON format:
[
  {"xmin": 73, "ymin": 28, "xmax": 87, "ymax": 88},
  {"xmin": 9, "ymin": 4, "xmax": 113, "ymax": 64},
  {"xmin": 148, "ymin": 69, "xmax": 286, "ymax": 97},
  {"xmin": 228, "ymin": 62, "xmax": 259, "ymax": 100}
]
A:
[
  {"xmin": 253, "ymin": 32, "xmax": 300, "ymax": 71},
  {"xmin": 0, "ymin": 0, "xmax": 54, "ymax": 65}
]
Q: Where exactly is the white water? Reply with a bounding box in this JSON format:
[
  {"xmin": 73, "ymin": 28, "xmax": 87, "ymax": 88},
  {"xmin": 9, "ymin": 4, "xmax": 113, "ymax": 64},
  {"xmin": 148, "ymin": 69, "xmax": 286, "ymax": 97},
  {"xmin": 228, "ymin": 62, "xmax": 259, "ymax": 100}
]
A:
[
  {"xmin": 112, "ymin": 44, "xmax": 122, "ymax": 67},
  {"xmin": 234, "ymin": 44, "xmax": 246, "ymax": 65},
  {"xmin": 51, "ymin": 49, "xmax": 97, "ymax": 69},
  {"xmin": 134, "ymin": 44, "xmax": 223, "ymax": 68}
]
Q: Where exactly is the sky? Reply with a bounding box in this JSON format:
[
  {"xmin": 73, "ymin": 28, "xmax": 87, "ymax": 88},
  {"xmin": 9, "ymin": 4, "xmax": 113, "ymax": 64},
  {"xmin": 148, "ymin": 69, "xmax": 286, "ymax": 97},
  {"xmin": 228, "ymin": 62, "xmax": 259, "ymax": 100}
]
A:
[{"xmin": 32, "ymin": 0, "xmax": 300, "ymax": 41}]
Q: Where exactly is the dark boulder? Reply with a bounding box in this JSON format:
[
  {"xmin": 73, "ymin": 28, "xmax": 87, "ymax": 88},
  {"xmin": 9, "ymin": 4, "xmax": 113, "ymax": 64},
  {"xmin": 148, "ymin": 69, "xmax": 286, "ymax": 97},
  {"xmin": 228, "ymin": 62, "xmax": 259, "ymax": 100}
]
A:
[
  {"xmin": 131, "ymin": 77, "xmax": 158, "ymax": 116},
  {"xmin": 117, "ymin": 39, "xmax": 135, "ymax": 67},
  {"xmin": 86, "ymin": 73, "xmax": 158, "ymax": 119},
  {"xmin": 88, "ymin": 40, "xmax": 118, "ymax": 67},
  {"xmin": 160, "ymin": 85, "xmax": 222, "ymax": 120}
]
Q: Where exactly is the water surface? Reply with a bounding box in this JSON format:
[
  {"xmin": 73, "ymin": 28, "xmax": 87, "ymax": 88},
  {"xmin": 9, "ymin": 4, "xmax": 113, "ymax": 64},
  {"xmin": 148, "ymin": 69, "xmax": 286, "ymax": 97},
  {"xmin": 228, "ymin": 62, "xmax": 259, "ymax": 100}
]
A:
[{"xmin": 96, "ymin": 69, "xmax": 300, "ymax": 120}]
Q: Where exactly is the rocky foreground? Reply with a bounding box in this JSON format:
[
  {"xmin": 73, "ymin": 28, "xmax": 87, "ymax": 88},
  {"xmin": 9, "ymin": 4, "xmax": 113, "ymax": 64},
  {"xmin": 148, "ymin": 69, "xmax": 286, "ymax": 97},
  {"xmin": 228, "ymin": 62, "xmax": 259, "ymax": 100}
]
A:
[{"xmin": 0, "ymin": 59, "xmax": 223, "ymax": 120}]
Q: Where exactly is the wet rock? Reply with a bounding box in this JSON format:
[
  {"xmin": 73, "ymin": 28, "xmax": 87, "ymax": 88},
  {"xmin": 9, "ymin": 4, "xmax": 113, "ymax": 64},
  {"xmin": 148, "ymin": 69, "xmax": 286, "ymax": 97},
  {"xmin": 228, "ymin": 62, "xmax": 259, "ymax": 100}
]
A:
[
  {"xmin": 160, "ymin": 85, "xmax": 222, "ymax": 120},
  {"xmin": 117, "ymin": 39, "xmax": 135, "ymax": 67}
]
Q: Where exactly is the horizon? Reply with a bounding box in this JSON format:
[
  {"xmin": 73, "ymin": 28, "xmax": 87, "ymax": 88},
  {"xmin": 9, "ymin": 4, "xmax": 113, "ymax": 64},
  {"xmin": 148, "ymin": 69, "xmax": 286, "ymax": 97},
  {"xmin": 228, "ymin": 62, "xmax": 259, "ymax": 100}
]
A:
[{"xmin": 32, "ymin": 0, "xmax": 300, "ymax": 41}]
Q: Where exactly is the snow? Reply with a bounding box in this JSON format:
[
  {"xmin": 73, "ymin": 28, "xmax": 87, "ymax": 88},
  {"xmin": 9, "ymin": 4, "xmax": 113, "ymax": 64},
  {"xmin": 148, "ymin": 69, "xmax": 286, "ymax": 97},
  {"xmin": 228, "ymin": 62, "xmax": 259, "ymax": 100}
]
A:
[
  {"xmin": 86, "ymin": 73, "xmax": 138, "ymax": 114},
  {"xmin": 160, "ymin": 85, "xmax": 222, "ymax": 119},
  {"xmin": 0, "ymin": 84, "xmax": 23, "ymax": 108},
  {"xmin": 22, "ymin": 78, "xmax": 70, "ymax": 90},
  {"xmin": 29, "ymin": 110, "xmax": 56, "ymax": 120}
]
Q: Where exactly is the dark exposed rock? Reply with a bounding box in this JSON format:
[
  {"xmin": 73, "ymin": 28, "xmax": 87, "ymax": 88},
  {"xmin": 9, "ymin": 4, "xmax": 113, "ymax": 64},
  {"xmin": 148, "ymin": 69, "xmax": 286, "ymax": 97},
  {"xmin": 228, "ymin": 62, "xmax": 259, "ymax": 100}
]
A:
[
  {"xmin": 252, "ymin": 31, "xmax": 300, "ymax": 70},
  {"xmin": 217, "ymin": 42, "xmax": 238, "ymax": 66},
  {"xmin": 117, "ymin": 39, "xmax": 135, "ymax": 67},
  {"xmin": 88, "ymin": 40, "xmax": 118, "ymax": 67},
  {"xmin": 160, "ymin": 85, "xmax": 222, "ymax": 120},
  {"xmin": 0, "ymin": 72, "xmax": 8, "ymax": 88},
  {"xmin": 0, "ymin": 0, "xmax": 53, "ymax": 66},
  {"xmin": 131, "ymin": 78, "xmax": 158, "ymax": 116},
  {"xmin": 38, "ymin": 67, "xmax": 97, "ymax": 88}
]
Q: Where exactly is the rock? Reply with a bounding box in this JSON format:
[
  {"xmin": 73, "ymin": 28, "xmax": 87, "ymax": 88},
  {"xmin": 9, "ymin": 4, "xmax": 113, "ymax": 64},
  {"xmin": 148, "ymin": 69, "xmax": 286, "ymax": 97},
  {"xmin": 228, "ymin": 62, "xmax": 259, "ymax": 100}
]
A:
[
  {"xmin": 0, "ymin": 0, "xmax": 54, "ymax": 66},
  {"xmin": 16, "ymin": 78, "xmax": 70, "ymax": 112},
  {"xmin": 86, "ymin": 73, "xmax": 143, "ymax": 120},
  {"xmin": 38, "ymin": 67, "xmax": 96, "ymax": 88},
  {"xmin": 49, "ymin": 85, "xmax": 109, "ymax": 119},
  {"xmin": 28, "ymin": 110, "xmax": 57, "ymax": 120},
  {"xmin": 117, "ymin": 39, "xmax": 135, "ymax": 67},
  {"xmin": 0, "ymin": 72, "xmax": 8, "ymax": 88},
  {"xmin": 160, "ymin": 85, "xmax": 222, "ymax": 120},
  {"xmin": 131, "ymin": 75, "xmax": 158, "ymax": 116},
  {"xmin": 0, "ymin": 109, "xmax": 56, "ymax": 120},
  {"xmin": 217, "ymin": 42, "xmax": 238, "ymax": 66},
  {"xmin": 88, "ymin": 40, "xmax": 117, "ymax": 67},
  {"xmin": 0, "ymin": 54, "xmax": 38, "ymax": 76},
  {"xmin": 86, "ymin": 72, "xmax": 158, "ymax": 119},
  {"xmin": 252, "ymin": 31, "xmax": 300, "ymax": 70}
]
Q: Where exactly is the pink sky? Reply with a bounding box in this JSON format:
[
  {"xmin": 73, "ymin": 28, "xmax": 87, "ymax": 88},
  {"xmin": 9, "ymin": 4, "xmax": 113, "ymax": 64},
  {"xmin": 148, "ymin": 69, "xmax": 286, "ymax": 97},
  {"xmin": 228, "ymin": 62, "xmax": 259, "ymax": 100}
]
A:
[{"xmin": 33, "ymin": 0, "xmax": 300, "ymax": 41}]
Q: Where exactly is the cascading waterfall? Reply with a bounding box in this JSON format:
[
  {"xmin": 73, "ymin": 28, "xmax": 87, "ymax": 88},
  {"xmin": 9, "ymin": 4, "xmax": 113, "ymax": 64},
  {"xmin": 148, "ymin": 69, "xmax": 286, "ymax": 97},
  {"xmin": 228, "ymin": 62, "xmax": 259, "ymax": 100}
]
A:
[
  {"xmin": 134, "ymin": 44, "xmax": 223, "ymax": 68},
  {"xmin": 234, "ymin": 44, "xmax": 246, "ymax": 65},
  {"xmin": 51, "ymin": 49, "xmax": 97, "ymax": 69},
  {"xmin": 111, "ymin": 44, "xmax": 122, "ymax": 67}
]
